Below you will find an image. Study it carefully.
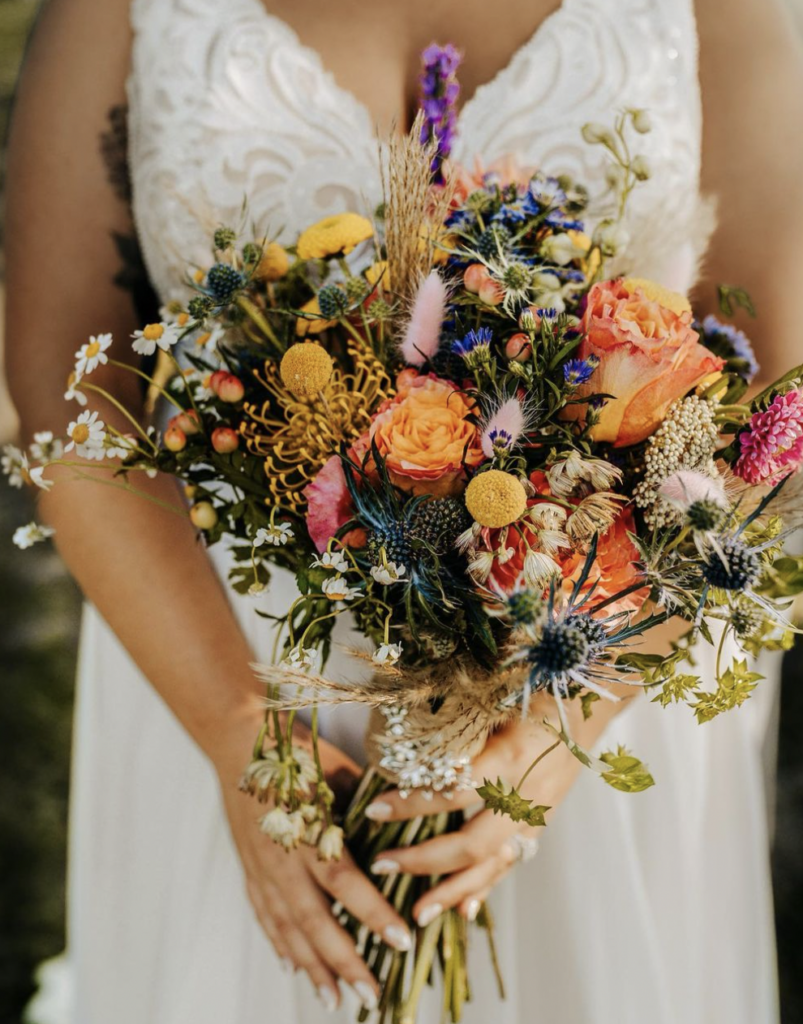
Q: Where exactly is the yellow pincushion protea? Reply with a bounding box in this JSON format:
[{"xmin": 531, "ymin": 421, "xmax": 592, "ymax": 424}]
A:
[
  {"xmin": 296, "ymin": 213, "xmax": 373, "ymax": 260},
  {"xmin": 621, "ymin": 277, "xmax": 691, "ymax": 316},
  {"xmin": 255, "ymin": 241, "xmax": 290, "ymax": 282},
  {"xmin": 465, "ymin": 470, "xmax": 528, "ymax": 529},
  {"xmin": 280, "ymin": 342, "xmax": 333, "ymax": 398}
]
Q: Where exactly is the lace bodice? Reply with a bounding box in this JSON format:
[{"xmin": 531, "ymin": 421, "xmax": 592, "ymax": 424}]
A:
[{"xmin": 127, "ymin": 0, "xmax": 707, "ymax": 303}]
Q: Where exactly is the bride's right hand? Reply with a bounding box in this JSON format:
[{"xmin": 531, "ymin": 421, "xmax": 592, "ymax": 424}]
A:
[{"xmin": 215, "ymin": 720, "xmax": 411, "ymax": 1012}]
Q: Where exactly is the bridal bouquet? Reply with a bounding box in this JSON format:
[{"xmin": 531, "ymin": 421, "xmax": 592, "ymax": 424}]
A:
[{"xmin": 7, "ymin": 46, "xmax": 803, "ymax": 1023}]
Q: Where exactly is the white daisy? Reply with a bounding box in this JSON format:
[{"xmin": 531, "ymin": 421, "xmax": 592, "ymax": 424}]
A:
[
  {"xmin": 131, "ymin": 322, "xmax": 182, "ymax": 357},
  {"xmin": 312, "ymin": 550, "xmax": 349, "ymax": 573},
  {"xmin": 64, "ymin": 374, "xmax": 88, "ymax": 406},
  {"xmin": 372, "ymin": 642, "xmax": 402, "ymax": 666},
  {"xmin": 1, "ymin": 445, "xmax": 27, "ymax": 487},
  {"xmin": 105, "ymin": 434, "xmax": 139, "ymax": 460},
  {"xmin": 195, "ymin": 323, "xmax": 226, "ymax": 353},
  {"xmin": 28, "ymin": 467, "xmax": 54, "ymax": 492},
  {"xmin": 370, "ymin": 561, "xmax": 406, "ymax": 585},
  {"xmin": 322, "ymin": 575, "xmax": 361, "ymax": 601},
  {"xmin": 74, "ymin": 333, "xmax": 113, "ymax": 377},
  {"xmin": 254, "ymin": 522, "xmax": 294, "ymax": 547},
  {"xmin": 30, "ymin": 432, "xmax": 64, "ymax": 463},
  {"xmin": 64, "ymin": 410, "xmax": 106, "ymax": 460},
  {"xmin": 12, "ymin": 522, "xmax": 55, "ymax": 550}
]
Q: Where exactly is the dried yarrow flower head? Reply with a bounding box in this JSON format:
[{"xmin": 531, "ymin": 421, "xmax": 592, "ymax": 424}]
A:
[
  {"xmin": 633, "ymin": 396, "xmax": 720, "ymax": 527},
  {"xmin": 734, "ymin": 390, "xmax": 803, "ymax": 486}
]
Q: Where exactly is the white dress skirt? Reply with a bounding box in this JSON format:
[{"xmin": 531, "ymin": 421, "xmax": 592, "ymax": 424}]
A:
[{"xmin": 25, "ymin": 0, "xmax": 782, "ymax": 1020}]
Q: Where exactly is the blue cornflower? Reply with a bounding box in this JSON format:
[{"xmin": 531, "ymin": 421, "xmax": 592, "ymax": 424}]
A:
[
  {"xmin": 491, "ymin": 202, "xmax": 529, "ymax": 227},
  {"xmin": 529, "ymin": 175, "xmax": 567, "ymax": 208},
  {"xmin": 537, "ymin": 307, "xmax": 559, "ymax": 322},
  {"xmin": 563, "ymin": 355, "xmax": 599, "ymax": 385},
  {"xmin": 452, "ymin": 327, "xmax": 493, "ymax": 366},
  {"xmin": 699, "ymin": 315, "xmax": 760, "ymax": 383},
  {"xmin": 544, "ymin": 211, "xmax": 584, "ymax": 231}
]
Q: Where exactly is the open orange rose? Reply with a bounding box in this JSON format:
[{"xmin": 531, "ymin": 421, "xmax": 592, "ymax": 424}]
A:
[
  {"xmin": 566, "ymin": 279, "xmax": 724, "ymax": 447},
  {"xmin": 560, "ymin": 506, "xmax": 648, "ymax": 614},
  {"xmin": 370, "ymin": 374, "xmax": 484, "ymax": 496}
]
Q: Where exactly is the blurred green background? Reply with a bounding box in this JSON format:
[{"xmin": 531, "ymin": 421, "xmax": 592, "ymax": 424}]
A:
[{"xmin": 0, "ymin": 2, "xmax": 801, "ymax": 1023}]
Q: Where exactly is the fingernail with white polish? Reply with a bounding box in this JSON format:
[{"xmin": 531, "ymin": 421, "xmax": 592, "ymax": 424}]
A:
[
  {"xmin": 318, "ymin": 986, "xmax": 338, "ymax": 1013},
  {"xmin": 279, "ymin": 956, "xmax": 294, "ymax": 975},
  {"xmin": 383, "ymin": 924, "xmax": 413, "ymax": 952},
  {"xmin": 416, "ymin": 903, "xmax": 443, "ymax": 928},
  {"xmin": 465, "ymin": 899, "xmax": 481, "ymax": 923},
  {"xmin": 371, "ymin": 858, "xmax": 400, "ymax": 875},
  {"xmin": 353, "ymin": 980, "xmax": 379, "ymax": 1009},
  {"xmin": 365, "ymin": 801, "xmax": 392, "ymax": 821}
]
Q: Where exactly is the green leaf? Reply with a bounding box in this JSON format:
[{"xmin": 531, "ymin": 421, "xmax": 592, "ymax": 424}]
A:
[
  {"xmin": 717, "ymin": 284, "xmax": 756, "ymax": 318},
  {"xmin": 580, "ymin": 691, "xmax": 600, "ymax": 721},
  {"xmin": 598, "ymin": 747, "xmax": 655, "ymax": 793},
  {"xmin": 650, "ymin": 673, "xmax": 701, "ymax": 708},
  {"xmin": 691, "ymin": 658, "xmax": 762, "ymax": 723},
  {"xmin": 477, "ymin": 778, "xmax": 550, "ymax": 827}
]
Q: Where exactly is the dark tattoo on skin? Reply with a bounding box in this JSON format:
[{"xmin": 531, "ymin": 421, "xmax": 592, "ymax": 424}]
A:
[{"xmin": 99, "ymin": 104, "xmax": 159, "ymax": 325}]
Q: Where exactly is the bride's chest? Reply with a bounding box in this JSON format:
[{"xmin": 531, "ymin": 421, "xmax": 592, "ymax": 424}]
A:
[{"xmin": 126, "ymin": 0, "xmax": 703, "ymax": 302}]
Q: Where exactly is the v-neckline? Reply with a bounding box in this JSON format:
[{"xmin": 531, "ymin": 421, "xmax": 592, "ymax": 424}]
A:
[{"xmin": 244, "ymin": 0, "xmax": 573, "ymax": 139}]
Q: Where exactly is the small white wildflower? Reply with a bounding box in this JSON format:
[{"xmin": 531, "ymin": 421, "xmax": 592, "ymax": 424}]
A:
[
  {"xmin": 259, "ymin": 807, "xmax": 306, "ymax": 851},
  {"xmin": 312, "ymin": 550, "xmax": 349, "ymax": 573},
  {"xmin": 1, "ymin": 445, "xmax": 27, "ymax": 487},
  {"xmin": 104, "ymin": 434, "xmax": 139, "ymax": 460},
  {"xmin": 131, "ymin": 322, "xmax": 182, "ymax": 357},
  {"xmin": 373, "ymin": 642, "xmax": 403, "ymax": 666},
  {"xmin": 74, "ymin": 333, "xmax": 113, "ymax": 377},
  {"xmin": 64, "ymin": 375, "xmax": 88, "ymax": 406},
  {"xmin": 195, "ymin": 322, "xmax": 226, "ymax": 352},
  {"xmin": 12, "ymin": 522, "xmax": 55, "ymax": 549},
  {"xmin": 592, "ymin": 219, "xmax": 630, "ymax": 257},
  {"xmin": 317, "ymin": 825, "xmax": 345, "ymax": 862},
  {"xmin": 630, "ymin": 108, "xmax": 652, "ymax": 134},
  {"xmin": 30, "ymin": 432, "xmax": 64, "ymax": 463},
  {"xmin": 28, "ymin": 466, "xmax": 53, "ymax": 492},
  {"xmin": 248, "ymin": 582, "xmax": 266, "ymax": 597},
  {"xmin": 581, "ymin": 122, "xmax": 617, "ymax": 147},
  {"xmin": 322, "ymin": 575, "xmax": 361, "ymax": 601},
  {"xmin": 285, "ymin": 646, "xmax": 318, "ymax": 668},
  {"xmin": 370, "ymin": 561, "xmax": 406, "ymax": 585},
  {"xmin": 64, "ymin": 410, "xmax": 106, "ymax": 460},
  {"xmin": 540, "ymin": 233, "xmax": 586, "ymax": 266},
  {"xmin": 254, "ymin": 523, "xmax": 294, "ymax": 547}
]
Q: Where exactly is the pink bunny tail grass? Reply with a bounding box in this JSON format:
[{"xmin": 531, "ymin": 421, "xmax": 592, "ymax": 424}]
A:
[
  {"xmin": 399, "ymin": 270, "xmax": 448, "ymax": 367},
  {"xmin": 481, "ymin": 396, "xmax": 528, "ymax": 458},
  {"xmin": 659, "ymin": 469, "xmax": 728, "ymax": 511}
]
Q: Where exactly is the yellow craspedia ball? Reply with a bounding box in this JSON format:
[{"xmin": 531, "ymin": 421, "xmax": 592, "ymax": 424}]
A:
[
  {"xmin": 621, "ymin": 277, "xmax": 692, "ymax": 316},
  {"xmin": 255, "ymin": 241, "xmax": 290, "ymax": 282},
  {"xmin": 465, "ymin": 470, "xmax": 528, "ymax": 529},
  {"xmin": 280, "ymin": 342, "xmax": 333, "ymax": 398},
  {"xmin": 296, "ymin": 212, "xmax": 374, "ymax": 261}
]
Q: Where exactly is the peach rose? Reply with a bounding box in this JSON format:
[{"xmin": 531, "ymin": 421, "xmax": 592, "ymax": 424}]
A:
[
  {"xmin": 567, "ymin": 279, "xmax": 724, "ymax": 447},
  {"xmin": 370, "ymin": 375, "xmax": 484, "ymax": 496}
]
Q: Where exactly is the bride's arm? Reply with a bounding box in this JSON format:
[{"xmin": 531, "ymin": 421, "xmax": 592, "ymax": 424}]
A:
[{"xmin": 4, "ymin": 0, "xmax": 409, "ymax": 1007}]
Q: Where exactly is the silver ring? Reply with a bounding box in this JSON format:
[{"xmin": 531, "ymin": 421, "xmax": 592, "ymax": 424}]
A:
[{"xmin": 507, "ymin": 833, "xmax": 540, "ymax": 863}]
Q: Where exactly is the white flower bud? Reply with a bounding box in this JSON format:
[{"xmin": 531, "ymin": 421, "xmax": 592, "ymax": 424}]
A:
[
  {"xmin": 540, "ymin": 233, "xmax": 586, "ymax": 266},
  {"xmin": 318, "ymin": 825, "xmax": 345, "ymax": 862},
  {"xmin": 630, "ymin": 109, "xmax": 652, "ymax": 134},
  {"xmin": 604, "ymin": 162, "xmax": 626, "ymax": 189},
  {"xmin": 592, "ymin": 219, "xmax": 630, "ymax": 257},
  {"xmin": 630, "ymin": 155, "xmax": 651, "ymax": 181},
  {"xmin": 581, "ymin": 122, "xmax": 616, "ymax": 147}
]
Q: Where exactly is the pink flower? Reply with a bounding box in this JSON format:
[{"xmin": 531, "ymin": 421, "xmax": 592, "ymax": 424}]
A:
[
  {"xmin": 734, "ymin": 390, "xmax": 803, "ymax": 485},
  {"xmin": 304, "ymin": 438, "xmax": 369, "ymax": 553},
  {"xmin": 659, "ymin": 469, "xmax": 727, "ymax": 511},
  {"xmin": 399, "ymin": 270, "xmax": 447, "ymax": 367}
]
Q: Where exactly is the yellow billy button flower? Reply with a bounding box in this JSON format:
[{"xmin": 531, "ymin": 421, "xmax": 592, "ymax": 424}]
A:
[
  {"xmin": 296, "ymin": 212, "xmax": 373, "ymax": 260},
  {"xmin": 465, "ymin": 470, "xmax": 528, "ymax": 529},
  {"xmin": 255, "ymin": 241, "xmax": 290, "ymax": 282},
  {"xmin": 280, "ymin": 342, "xmax": 334, "ymax": 399},
  {"xmin": 621, "ymin": 277, "xmax": 692, "ymax": 316}
]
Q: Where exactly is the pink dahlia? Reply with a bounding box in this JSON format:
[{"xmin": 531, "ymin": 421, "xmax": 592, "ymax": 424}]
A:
[{"xmin": 734, "ymin": 390, "xmax": 803, "ymax": 485}]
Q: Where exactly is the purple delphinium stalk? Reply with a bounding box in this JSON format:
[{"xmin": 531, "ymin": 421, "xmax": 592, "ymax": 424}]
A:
[{"xmin": 419, "ymin": 43, "xmax": 462, "ymax": 183}]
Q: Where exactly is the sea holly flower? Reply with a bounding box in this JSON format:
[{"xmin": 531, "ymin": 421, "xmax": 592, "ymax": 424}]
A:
[
  {"xmin": 373, "ymin": 642, "xmax": 403, "ymax": 666},
  {"xmin": 131, "ymin": 321, "xmax": 182, "ymax": 357},
  {"xmin": 12, "ymin": 522, "xmax": 55, "ymax": 550},
  {"xmin": 74, "ymin": 333, "xmax": 113, "ymax": 377},
  {"xmin": 734, "ymin": 391, "xmax": 803, "ymax": 485},
  {"xmin": 254, "ymin": 522, "xmax": 294, "ymax": 547},
  {"xmin": 64, "ymin": 410, "xmax": 106, "ymax": 460}
]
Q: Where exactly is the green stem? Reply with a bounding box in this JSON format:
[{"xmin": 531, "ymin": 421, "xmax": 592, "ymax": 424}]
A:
[
  {"xmin": 515, "ymin": 738, "xmax": 561, "ymax": 791},
  {"xmin": 106, "ymin": 358, "xmax": 184, "ymax": 412},
  {"xmin": 399, "ymin": 915, "xmax": 444, "ymax": 1024},
  {"xmin": 78, "ymin": 381, "xmax": 157, "ymax": 446}
]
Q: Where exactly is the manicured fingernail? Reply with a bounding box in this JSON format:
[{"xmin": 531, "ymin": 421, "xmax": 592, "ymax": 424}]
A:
[
  {"xmin": 317, "ymin": 986, "xmax": 338, "ymax": 1012},
  {"xmin": 279, "ymin": 956, "xmax": 294, "ymax": 974},
  {"xmin": 416, "ymin": 903, "xmax": 443, "ymax": 928},
  {"xmin": 371, "ymin": 858, "xmax": 400, "ymax": 875},
  {"xmin": 365, "ymin": 801, "xmax": 391, "ymax": 821},
  {"xmin": 383, "ymin": 924, "xmax": 413, "ymax": 952},
  {"xmin": 465, "ymin": 899, "xmax": 481, "ymax": 923},
  {"xmin": 352, "ymin": 980, "xmax": 378, "ymax": 1009}
]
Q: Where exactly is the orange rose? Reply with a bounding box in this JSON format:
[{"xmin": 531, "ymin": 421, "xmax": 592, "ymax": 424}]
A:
[
  {"xmin": 560, "ymin": 507, "xmax": 647, "ymax": 613},
  {"xmin": 567, "ymin": 279, "xmax": 724, "ymax": 447},
  {"xmin": 370, "ymin": 375, "xmax": 484, "ymax": 496}
]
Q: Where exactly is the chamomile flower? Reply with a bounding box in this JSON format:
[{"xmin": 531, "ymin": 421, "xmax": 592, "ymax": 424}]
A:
[
  {"xmin": 372, "ymin": 642, "xmax": 402, "ymax": 666},
  {"xmin": 1, "ymin": 445, "xmax": 27, "ymax": 487},
  {"xmin": 370, "ymin": 561, "xmax": 406, "ymax": 585},
  {"xmin": 105, "ymin": 434, "xmax": 139, "ymax": 460},
  {"xmin": 64, "ymin": 410, "xmax": 106, "ymax": 460},
  {"xmin": 12, "ymin": 522, "xmax": 55, "ymax": 549},
  {"xmin": 64, "ymin": 373, "xmax": 88, "ymax": 406},
  {"xmin": 254, "ymin": 523, "xmax": 294, "ymax": 547},
  {"xmin": 312, "ymin": 550, "xmax": 349, "ymax": 573},
  {"xmin": 131, "ymin": 322, "xmax": 182, "ymax": 357},
  {"xmin": 30, "ymin": 432, "xmax": 64, "ymax": 463},
  {"xmin": 28, "ymin": 467, "xmax": 53, "ymax": 492},
  {"xmin": 322, "ymin": 575, "xmax": 361, "ymax": 601},
  {"xmin": 74, "ymin": 333, "xmax": 113, "ymax": 377}
]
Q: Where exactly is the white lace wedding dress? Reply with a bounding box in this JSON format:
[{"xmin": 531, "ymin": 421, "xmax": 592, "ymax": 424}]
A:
[{"xmin": 26, "ymin": 0, "xmax": 782, "ymax": 1021}]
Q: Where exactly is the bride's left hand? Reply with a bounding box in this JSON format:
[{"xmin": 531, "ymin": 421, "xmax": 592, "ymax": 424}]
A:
[{"xmin": 364, "ymin": 717, "xmax": 583, "ymax": 926}]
